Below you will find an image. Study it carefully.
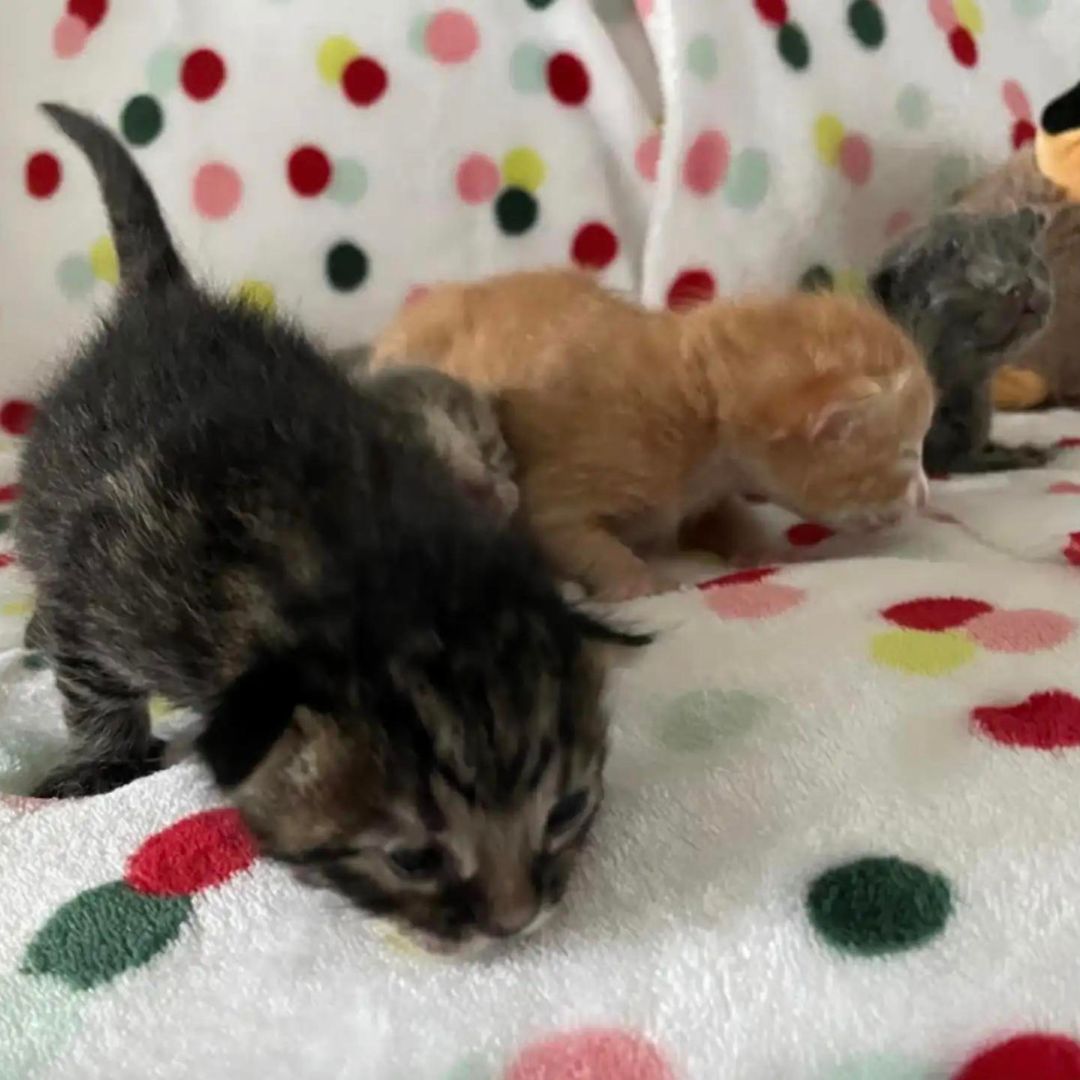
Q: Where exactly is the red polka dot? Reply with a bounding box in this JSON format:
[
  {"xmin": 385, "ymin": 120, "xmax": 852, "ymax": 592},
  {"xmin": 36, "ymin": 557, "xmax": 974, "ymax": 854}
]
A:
[
  {"xmin": 546, "ymin": 51, "xmax": 590, "ymax": 106},
  {"xmin": 786, "ymin": 522, "xmax": 834, "ymax": 547},
  {"xmin": 948, "ymin": 26, "xmax": 977, "ymax": 67},
  {"xmin": 955, "ymin": 1034, "xmax": 1080, "ymax": 1080},
  {"xmin": 1065, "ymin": 531, "xmax": 1080, "ymax": 567},
  {"xmin": 973, "ymin": 690, "xmax": 1080, "ymax": 750},
  {"xmin": 506, "ymin": 1028, "xmax": 674, "ymax": 1080},
  {"xmin": 571, "ymin": 222, "xmax": 618, "ymax": 270},
  {"xmin": 343, "ymin": 56, "xmax": 388, "ymax": 106},
  {"xmin": 66, "ymin": 0, "xmax": 106, "ymax": 29},
  {"xmin": 886, "ymin": 210, "xmax": 913, "ymax": 237},
  {"xmin": 287, "ymin": 146, "xmax": 332, "ymax": 197},
  {"xmin": 635, "ymin": 131, "xmax": 662, "ymax": 182},
  {"xmin": 181, "ymin": 48, "xmax": 227, "ymax": 101},
  {"xmin": 754, "ymin": 0, "xmax": 788, "ymax": 26},
  {"xmin": 455, "ymin": 153, "xmax": 499, "ymax": 204},
  {"xmin": 882, "ymin": 596, "xmax": 993, "ymax": 631},
  {"xmin": 26, "ymin": 152, "xmax": 62, "ymax": 199},
  {"xmin": 1049, "ymin": 481, "xmax": 1080, "ymax": 494},
  {"xmin": 0, "ymin": 484, "xmax": 22, "ymax": 504},
  {"xmin": 697, "ymin": 566, "xmax": 778, "ymax": 590},
  {"xmin": 125, "ymin": 808, "xmax": 257, "ymax": 897},
  {"xmin": 1058, "ymin": 437, "xmax": 1080, "ymax": 449},
  {"xmin": 0, "ymin": 400, "xmax": 36, "ymax": 437},
  {"xmin": 0, "ymin": 554, "xmax": 16, "ymax": 570},
  {"xmin": 1012, "ymin": 119, "xmax": 1036, "ymax": 149},
  {"xmin": 683, "ymin": 129, "xmax": 729, "ymax": 195},
  {"xmin": 666, "ymin": 268, "xmax": 716, "ymax": 310}
]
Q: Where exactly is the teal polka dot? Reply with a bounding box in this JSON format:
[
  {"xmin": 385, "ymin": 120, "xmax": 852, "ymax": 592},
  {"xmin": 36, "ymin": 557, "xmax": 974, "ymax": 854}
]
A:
[
  {"xmin": 23, "ymin": 652, "xmax": 48, "ymax": 672},
  {"xmin": 934, "ymin": 154, "xmax": 971, "ymax": 205},
  {"xmin": 896, "ymin": 84, "xmax": 931, "ymax": 130},
  {"xmin": 822, "ymin": 1056, "xmax": 930, "ymax": 1080},
  {"xmin": 145, "ymin": 46, "xmax": 182, "ymax": 95},
  {"xmin": 656, "ymin": 689, "xmax": 766, "ymax": 753},
  {"xmin": 593, "ymin": 0, "xmax": 635, "ymax": 22},
  {"xmin": 443, "ymin": 1056, "xmax": 492, "ymax": 1080},
  {"xmin": 686, "ymin": 34, "xmax": 720, "ymax": 81},
  {"xmin": 1012, "ymin": 0, "xmax": 1049, "ymax": 15},
  {"xmin": 509, "ymin": 42, "xmax": 547, "ymax": 93},
  {"xmin": 56, "ymin": 255, "xmax": 95, "ymax": 299},
  {"xmin": 407, "ymin": 14, "xmax": 430, "ymax": 55},
  {"xmin": 0, "ymin": 973, "xmax": 84, "ymax": 1079},
  {"xmin": 724, "ymin": 148, "xmax": 770, "ymax": 210},
  {"xmin": 327, "ymin": 159, "xmax": 367, "ymax": 204}
]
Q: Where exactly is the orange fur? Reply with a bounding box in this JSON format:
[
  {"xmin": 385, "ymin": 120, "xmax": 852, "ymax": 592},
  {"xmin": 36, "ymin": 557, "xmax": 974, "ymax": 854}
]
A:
[{"xmin": 373, "ymin": 270, "xmax": 933, "ymax": 600}]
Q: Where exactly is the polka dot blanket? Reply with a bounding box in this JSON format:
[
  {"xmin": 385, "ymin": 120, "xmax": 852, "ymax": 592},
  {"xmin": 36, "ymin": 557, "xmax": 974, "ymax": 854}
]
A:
[{"xmin": 3, "ymin": 3, "xmax": 1080, "ymax": 1079}]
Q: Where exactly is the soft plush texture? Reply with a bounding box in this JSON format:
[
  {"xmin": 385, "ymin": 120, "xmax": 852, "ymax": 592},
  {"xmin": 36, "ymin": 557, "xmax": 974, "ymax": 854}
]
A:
[{"xmin": 4, "ymin": 2, "xmax": 1080, "ymax": 1077}]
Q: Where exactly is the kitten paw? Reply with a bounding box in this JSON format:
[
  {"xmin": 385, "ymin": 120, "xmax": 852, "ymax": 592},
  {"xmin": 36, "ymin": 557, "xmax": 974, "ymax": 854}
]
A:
[
  {"xmin": 591, "ymin": 566, "xmax": 676, "ymax": 602},
  {"xmin": 31, "ymin": 741, "xmax": 166, "ymax": 799}
]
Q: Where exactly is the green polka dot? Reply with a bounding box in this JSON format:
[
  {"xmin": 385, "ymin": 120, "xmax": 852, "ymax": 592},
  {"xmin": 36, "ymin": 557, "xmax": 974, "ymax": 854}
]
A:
[
  {"xmin": 594, "ymin": 0, "xmax": 635, "ymax": 22},
  {"xmin": 327, "ymin": 159, "xmax": 368, "ymax": 204},
  {"xmin": 847, "ymin": 0, "xmax": 885, "ymax": 48},
  {"xmin": 822, "ymin": 1056, "xmax": 930, "ymax": 1080},
  {"xmin": 934, "ymin": 154, "xmax": 972, "ymax": 205},
  {"xmin": 22, "ymin": 881, "xmax": 192, "ymax": 990},
  {"xmin": 777, "ymin": 22, "xmax": 810, "ymax": 70},
  {"xmin": 325, "ymin": 242, "xmax": 369, "ymax": 291},
  {"xmin": 724, "ymin": 148, "xmax": 770, "ymax": 210},
  {"xmin": 807, "ymin": 856, "xmax": 952, "ymax": 956},
  {"xmin": 1012, "ymin": 0, "xmax": 1049, "ymax": 15},
  {"xmin": 896, "ymin": 84, "xmax": 931, "ymax": 129},
  {"xmin": 56, "ymin": 255, "xmax": 95, "ymax": 300},
  {"xmin": 145, "ymin": 46, "xmax": 182, "ymax": 95},
  {"xmin": 23, "ymin": 651, "xmax": 48, "ymax": 672},
  {"xmin": 686, "ymin": 34, "xmax": 720, "ymax": 80},
  {"xmin": 120, "ymin": 94, "xmax": 163, "ymax": 147},
  {"xmin": 407, "ymin": 14, "xmax": 431, "ymax": 55},
  {"xmin": 444, "ymin": 1056, "xmax": 492, "ymax": 1080},
  {"xmin": 494, "ymin": 187, "xmax": 538, "ymax": 235},
  {"xmin": 0, "ymin": 514, "xmax": 10, "ymax": 536},
  {"xmin": 656, "ymin": 689, "xmax": 766, "ymax": 753},
  {"xmin": 799, "ymin": 264, "xmax": 834, "ymax": 292},
  {"xmin": 525, "ymin": 0, "xmax": 557, "ymax": 8},
  {"xmin": 509, "ymin": 42, "xmax": 548, "ymax": 93},
  {"xmin": 0, "ymin": 972, "xmax": 84, "ymax": 1078},
  {"xmin": 870, "ymin": 628, "xmax": 976, "ymax": 676}
]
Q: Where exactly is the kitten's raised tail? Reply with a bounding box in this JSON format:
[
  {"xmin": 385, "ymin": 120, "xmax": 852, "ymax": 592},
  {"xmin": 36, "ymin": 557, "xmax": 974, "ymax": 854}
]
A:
[{"xmin": 41, "ymin": 103, "xmax": 187, "ymax": 292}]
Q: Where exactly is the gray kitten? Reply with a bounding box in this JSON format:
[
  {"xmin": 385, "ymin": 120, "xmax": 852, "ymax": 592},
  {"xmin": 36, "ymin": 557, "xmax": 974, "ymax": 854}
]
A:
[
  {"xmin": 870, "ymin": 208, "xmax": 1054, "ymax": 474},
  {"xmin": 17, "ymin": 103, "xmax": 647, "ymax": 953}
]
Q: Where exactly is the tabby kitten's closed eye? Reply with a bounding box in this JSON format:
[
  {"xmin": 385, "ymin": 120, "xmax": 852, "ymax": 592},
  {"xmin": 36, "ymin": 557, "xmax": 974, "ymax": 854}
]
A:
[{"xmin": 870, "ymin": 208, "xmax": 1055, "ymax": 474}]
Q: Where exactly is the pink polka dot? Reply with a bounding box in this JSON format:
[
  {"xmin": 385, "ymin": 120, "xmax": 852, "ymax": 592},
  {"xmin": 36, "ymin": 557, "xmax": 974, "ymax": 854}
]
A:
[
  {"xmin": 53, "ymin": 14, "xmax": 89, "ymax": 58},
  {"xmin": 928, "ymin": 0, "xmax": 957, "ymax": 32},
  {"xmin": 683, "ymin": 129, "xmax": 729, "ymax": 195},
  {"xmin": 1002, "ymin": 79, "xmax": 1032, "ymax": 121},
  {"xmin": 1049, "ymin": 481, "xmax": 1080, "ymax": 494},
  {"xmin": 838, "ymin": 134, "xmax": 873, "ymax": 185},
  {"xmin": 403, "ymin": 285, "xmax": 430, "ymax": 307},
  {"xmin": 635, "ymin": 131, "xmax": 662, "ymax": 182},
  {"xmin": 886, "ymin": 210, "xmax": 913, "ymax": 238},
  {"xmin": 704, "ymin": 582, "xmax": 806, "ymax": 620},
  {"xmin": 506, "ymin": 1028, "xmax": 674, "ymax": 1080},
  {"xmin": 635, "ymin": 0, "xmax": 655, "ymax": 15},
  {"xmin": 455, "ymin": 153, "xmax": 499, "ymax": 204},
  {"xmin": 192, "ymin": 163, "xmax": 242, "ymax": 220},
  {"xmin": 965, "ymin": 609, "xmax": 1076, "ymax": 654},
  {"xmin": 0, "ymin": 793, "xmax": 48, "ymax": 814},
  {"xmin": 425, "ymin": 9, "xmax": 479, "ymax": 64}
]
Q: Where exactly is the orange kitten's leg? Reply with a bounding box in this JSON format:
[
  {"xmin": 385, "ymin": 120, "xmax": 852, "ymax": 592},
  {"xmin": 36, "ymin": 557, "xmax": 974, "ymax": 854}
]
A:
[
  {"xmin": 679, "ymin": 497, "xmax": 773, "ymax": 566},
  {"xmin": 532, "ymin": 518, "xmax": 661, "ymax": 601}
]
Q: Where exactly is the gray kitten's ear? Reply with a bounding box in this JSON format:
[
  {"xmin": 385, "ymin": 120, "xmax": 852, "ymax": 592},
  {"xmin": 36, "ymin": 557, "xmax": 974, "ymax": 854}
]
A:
[{"xmin": 869, "ymin": 267, "xmax": 896, "ymax": 307}]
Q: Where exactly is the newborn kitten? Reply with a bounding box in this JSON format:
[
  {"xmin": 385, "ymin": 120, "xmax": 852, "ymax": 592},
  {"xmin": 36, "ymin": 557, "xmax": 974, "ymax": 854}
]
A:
[
  {"xmin": 18, "ymin": 105, "xmax": 646, "ymax": 952},
  {"xmin": 372, "ymin": 270, "xmax": 933, "ymax": 601},
  {"xmin": 870, "ymin": 208, "xmax": 1054, "ymax": 474}
]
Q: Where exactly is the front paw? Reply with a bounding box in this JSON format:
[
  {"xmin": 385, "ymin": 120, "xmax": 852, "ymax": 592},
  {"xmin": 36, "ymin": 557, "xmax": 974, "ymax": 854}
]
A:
[
  {"xmin": 1010, "ymin": 443, "xmax": 1054, "ymax": 468},
  {"xmin": 591, "ymin": 566, "xmax": 678, "ymax": 603},
  {"xmin": 31, "ymin": 742, "xmax": 165, "ymax": 799}
]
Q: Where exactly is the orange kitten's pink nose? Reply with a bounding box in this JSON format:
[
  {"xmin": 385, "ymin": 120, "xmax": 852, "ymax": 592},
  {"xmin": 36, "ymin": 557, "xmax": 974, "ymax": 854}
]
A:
[{"xmin": 908, "ymin": 471, "xmax": 929, "ymax": 509}]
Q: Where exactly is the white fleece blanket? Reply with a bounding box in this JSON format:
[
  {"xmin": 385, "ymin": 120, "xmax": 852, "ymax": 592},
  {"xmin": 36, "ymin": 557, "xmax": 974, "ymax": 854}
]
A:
[{"xmin": 4, "ymin": 1, "xmax": 1080, "ymax": 1078}]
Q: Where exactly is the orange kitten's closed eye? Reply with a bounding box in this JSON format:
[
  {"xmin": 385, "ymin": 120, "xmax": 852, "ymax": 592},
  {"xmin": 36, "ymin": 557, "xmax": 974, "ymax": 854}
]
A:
[{"xmin": 371, "ymin": 271, "xmax": 933, "ymax": 599}]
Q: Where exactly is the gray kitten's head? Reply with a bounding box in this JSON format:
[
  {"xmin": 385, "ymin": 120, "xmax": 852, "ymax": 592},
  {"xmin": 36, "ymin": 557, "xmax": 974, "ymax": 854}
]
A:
[{"xmin": 870, "ymin": 209, "xmax": 1051, "ymax": 380}]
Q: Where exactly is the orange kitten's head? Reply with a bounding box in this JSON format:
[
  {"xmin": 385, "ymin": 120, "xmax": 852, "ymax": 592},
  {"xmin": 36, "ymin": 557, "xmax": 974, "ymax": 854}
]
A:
[{"xmin": 692, "ymin": 294, "xmax": 934, "ymax": 531}]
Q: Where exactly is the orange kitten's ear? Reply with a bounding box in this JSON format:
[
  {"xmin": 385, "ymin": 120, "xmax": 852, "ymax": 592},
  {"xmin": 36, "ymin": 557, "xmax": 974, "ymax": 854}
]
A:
[{"xmin": 764, "ymin": 371, "xmax": 885, "ymax": 441}]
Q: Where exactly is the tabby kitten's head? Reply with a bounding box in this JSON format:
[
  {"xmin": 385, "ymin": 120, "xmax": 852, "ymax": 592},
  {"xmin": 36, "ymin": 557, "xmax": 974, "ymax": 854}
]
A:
[
  {"xmin": 200, "ymin": 589, "xmax": 640, "ymax": 954},
  {"xmin": 871, "ymin": 209, "xmax": 1052, "ymax": 385}
]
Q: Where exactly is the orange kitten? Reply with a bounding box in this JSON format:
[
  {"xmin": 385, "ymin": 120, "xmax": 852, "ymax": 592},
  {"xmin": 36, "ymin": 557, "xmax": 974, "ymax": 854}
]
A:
[{"xmin": 372, "ymin": 270, "xmax": 933, "ymax": 600}]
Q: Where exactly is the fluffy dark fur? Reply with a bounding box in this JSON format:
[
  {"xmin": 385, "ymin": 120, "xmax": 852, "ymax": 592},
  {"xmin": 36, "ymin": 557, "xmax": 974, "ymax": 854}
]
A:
[
  {"xmin": 870, "ymin": 208, "xmax": 1054, "ymax": 474},
  {"xmin": 17, "ymin": 104, "xmax": 646, "ymax": 951}
]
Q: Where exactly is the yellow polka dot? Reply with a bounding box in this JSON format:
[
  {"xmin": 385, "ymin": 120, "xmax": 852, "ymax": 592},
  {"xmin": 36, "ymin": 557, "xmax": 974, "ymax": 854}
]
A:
[
  {"xmin": 375, "ymin": 922, "xmax": 436, "ymax": 960},
  {"xmin": 89, "ymin": 236, "xmax": 119, "ymax": 285},
  {"xmin": 870, "ymin": 629, "xmax": 977, "ymax": 676},
  {"xmin": 813, "ymin": 113, "xmax": 845, "ymax": 167},
  {"xmin": 149, "ymin": 696, "xmax": 176, "ymax": 723},
  {"xmin": 1, "ymin": 597, "xmax": 32, "ymax": 619},
  {"xmin": 834, "ymin": 269, "xmax": 867, "ymax": 296},
  {"xmin": 501, "ymin": 147, "xmax": 546, "ymax": 193},
  {"xmin": 234, "ymin": 279, "xmax": 276, "ymax": 314},
  {"xmin": 317, "ymin": 35, "xmax": 360, "ymax": 84},
  {"xmin": 953, "ymin": 0, "xmax": 983, "ymax": 34}
]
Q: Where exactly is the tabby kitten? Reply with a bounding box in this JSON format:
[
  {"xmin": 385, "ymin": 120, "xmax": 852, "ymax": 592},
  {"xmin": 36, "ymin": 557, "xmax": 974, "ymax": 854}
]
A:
[
  {"xmin": 18, "ymin": 105, "xmax": 645, "ymax": 952},
  {"xmin": 371, "ymin": 270, "xmax": 933, "ymax": 600},
  {"xmin": 870, "ymin": 209, "xmax": 1054, "ymax": 474}
]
